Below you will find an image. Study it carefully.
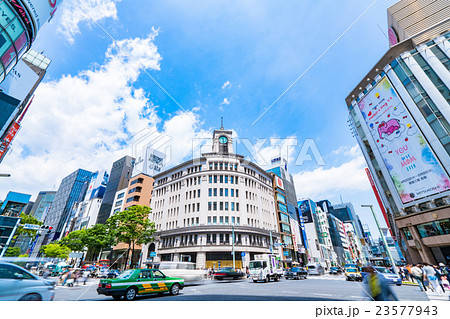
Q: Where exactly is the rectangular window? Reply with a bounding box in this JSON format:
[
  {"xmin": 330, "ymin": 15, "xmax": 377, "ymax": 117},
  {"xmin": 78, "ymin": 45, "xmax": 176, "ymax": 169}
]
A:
[
  {"xmin": 208, "ymin": 202, "xmax": 212, "ymax": 211},
  {"xmin": 225, "ymin": 176, "xmax": 228, "ymax": 183},
  {"xmin": 220, "ymin": 175, "xmax": 223, "ymax": 183},
  {"xmin": 225, "ymin": 189, "xmax": 228, "ymax": 196},
  {"xmin": 231, "ymin": 202, "xmax": 235, "ymax": 211},
  {"xmin": 209, "ymin": 188, "xmax": 212, "ymax": 196},
  {"xmin": 214, "ymin": 175, "xmax": 218, "ymax": 183},
  {"xmin": 225, "ymin": 202, "xmax": 229, "ymax": 211},
  {"xmin": 236, "ymin": 203, "xmax": 239, "ymax": 211},
  {"xmin": 220, "ymin": 188, "xmax": 223, "ymax": 196},
  {"xmin": 198, "ymin": 190, "xmax": 201, "ymax": 197},
  {"xmin": 196, "ymin": 217, "xmax": 199, "ymax": 225},
  {"xmin": 213, "ymin": 216, "xmax": 217, "ymax": 224},
  {"xmin": 213, "ymin": 202, "xmax": 217, "ymax": 211},
  {"xmin": 220, "ymin": 202, "xmax": 224, "ymax": 210},
  {"xmin": 197, "ymin": 203, "xmax": 200, "ymax": 211},
  {"xmin": 235, "ymin": 176, "xmax": 238, "ymax": 184},
  {"xmin": 236, "ymin": 189, "xmax": 239, "ymax": 197},
  {"xmin": 209, "ymin": 176, "xmax": 212, "ymax": 183},
  {"xmin": 232, "ymin": 217, "xmax": 235, "ymax": 225},
  {"xmin": 214, "ymin": 188, "xmax": 217, "ymax": 196},
  {"xmin": 208, "ymin": 216, "xmax": 211, "ymax": 224},
  {"xmin": 402, "ymin": 228, "xmax": 413, "ymax": 240},
  {"xmin": 237, "ymin": 217, "xmax": 240, "ymax": 225},
  {"xmin": 230, "ymin": 176, "xmax": 234, "ymax": 184},
  {"xmin": 231, "ymin": 189, "xmax": 234, "ymax": 197},
  {"xmin": 220, "ymin": 216, "xmax": 224, "ymax": 224},
  {"xmin": 225, "ymin": 216, "xmax": 229, "ymax": 224}
]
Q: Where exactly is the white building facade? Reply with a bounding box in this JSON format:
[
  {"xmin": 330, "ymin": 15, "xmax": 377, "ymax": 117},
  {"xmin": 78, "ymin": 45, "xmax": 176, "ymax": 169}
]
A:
[{"xmin": 142, "ymin": 127, "xmax": 280, "ymax": 269}]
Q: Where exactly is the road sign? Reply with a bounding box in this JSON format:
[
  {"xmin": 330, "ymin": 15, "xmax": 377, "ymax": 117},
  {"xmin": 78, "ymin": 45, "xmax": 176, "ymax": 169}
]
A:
[
  {"xmin": 241, "ymin": 252, "xmax": 245, "ymax": 257},
  {"xmin": 283, "ymin": 251, "xmax": 289, "ymax": 256},
  {"xmin": 23, "ymin": 224, "xmax": 40, "ymax": 230},
  {"xmin": 149, "ymin": 252, "xmax": 156, "ymax": 257}
]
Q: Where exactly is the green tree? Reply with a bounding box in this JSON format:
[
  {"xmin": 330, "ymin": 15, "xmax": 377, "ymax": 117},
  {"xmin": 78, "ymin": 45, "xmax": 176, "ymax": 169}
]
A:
[
  {"xmin": 40, "ymin": 243, "xmax": 71, "ymax": 259},
  {"xmin": 4, "ymin": 247, "xmax": 21, "ymax": 257},
  {"xmin": 84, "ymin": 224, "xmax": 117, "ymax": 261},
  {"xmin": 15, "ymin": 213, "xmax": 43, "ymax": 239},
  {"xmin": 59, "ymin": 229, "xmax": 87, "ymax": 251},
  {"xmin": 106, "ymin": 205, "xmax": 155, "ymax": 270}
]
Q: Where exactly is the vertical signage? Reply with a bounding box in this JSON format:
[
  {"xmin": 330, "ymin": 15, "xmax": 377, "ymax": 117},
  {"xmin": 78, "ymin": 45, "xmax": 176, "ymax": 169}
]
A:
[{"xmin": 0, "ymin": 121, "xmax": 20, "ymax": 161}]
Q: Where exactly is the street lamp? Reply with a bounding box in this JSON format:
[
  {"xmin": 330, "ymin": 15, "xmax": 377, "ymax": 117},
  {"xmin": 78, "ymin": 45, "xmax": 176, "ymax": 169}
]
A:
[{"xmin": 361, "ymin": 204, "xmax": 399, "ymax": 275}]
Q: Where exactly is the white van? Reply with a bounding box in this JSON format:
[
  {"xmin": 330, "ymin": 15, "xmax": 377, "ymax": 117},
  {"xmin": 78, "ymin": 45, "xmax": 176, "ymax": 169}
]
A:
[
  {"xmin": 306, "ymin": 263, "xmax": 325, "ymax": 275},
  {"xmin": 158, "ymin": 262, "xmax": 207, "ymax": 283}
]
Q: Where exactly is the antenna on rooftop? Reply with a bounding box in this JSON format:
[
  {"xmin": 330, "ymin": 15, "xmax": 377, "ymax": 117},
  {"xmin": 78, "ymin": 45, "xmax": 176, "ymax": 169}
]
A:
[{"xmin": 221, "ymin": 117, "xmax": 224, "ymax": 130}]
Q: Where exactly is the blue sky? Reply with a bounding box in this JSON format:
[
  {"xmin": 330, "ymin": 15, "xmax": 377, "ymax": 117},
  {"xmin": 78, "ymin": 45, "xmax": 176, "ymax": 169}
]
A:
[{"xmin": 1, "ymin": 0, "xmax": 401, "ymax": 239}]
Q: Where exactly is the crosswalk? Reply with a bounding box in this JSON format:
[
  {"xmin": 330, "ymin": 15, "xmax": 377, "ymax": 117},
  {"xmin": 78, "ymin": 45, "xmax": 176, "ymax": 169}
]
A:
[
  {"xmin": 302, "ymin": 274, "xmax": 346, "ymax": 281},
  {"xmin": 54, "ymin": 280, "xmax": 99, "ymax": 289},
  {"xmin": 424, "ymin": 289, "xmax": 450, "ymax": 301}
]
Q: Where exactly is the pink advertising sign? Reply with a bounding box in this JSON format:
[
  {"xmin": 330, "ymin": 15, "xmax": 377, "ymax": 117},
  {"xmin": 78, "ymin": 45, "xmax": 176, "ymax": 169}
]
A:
[{"xmin": 358, "ymin": 77, "xmax": 450, "ymax": 203}]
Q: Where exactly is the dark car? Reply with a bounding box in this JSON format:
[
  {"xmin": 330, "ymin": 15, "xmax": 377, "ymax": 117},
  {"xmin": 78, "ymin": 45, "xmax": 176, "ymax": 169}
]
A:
[
  {"xmin": 107, "ymin": 270, "xmax": 120, "ymax": 278},
  {"xmin": 213, "ymin": 268, "xmax": 244, "ymax": 280},
  {"xmin": 285, "ymin": 267, "xmax": 307, "ymax": 280},
  {"xmin": 329, "ymin": 267, "xmax": 342, "ymax": 275}
]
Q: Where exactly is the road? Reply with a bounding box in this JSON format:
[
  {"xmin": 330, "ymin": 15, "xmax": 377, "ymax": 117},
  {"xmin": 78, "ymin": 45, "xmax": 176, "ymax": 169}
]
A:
[{"xmin": 52, "ymin": 274, "xmax": 436, "ymax": 301}]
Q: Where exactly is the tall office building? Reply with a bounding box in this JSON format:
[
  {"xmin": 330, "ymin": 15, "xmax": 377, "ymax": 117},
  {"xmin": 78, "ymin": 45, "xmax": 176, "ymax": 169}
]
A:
[
  {"xmin": 29, "ymin": 191, "xmax": 56, "ymax": 222},
  {"xmin": 96, "ymin": 156, "xmax": 135, "ymax": 225},
  {"xmin": 267, "ymin": 157, "xmax": 307, "ymax": 264},
  {"xmin": 44, "ymin": 169, "xmax": 92, "ymax": 242},
  {"xmin": 346, "ymin": 0, "xmax": 450, "ymax": 264}
]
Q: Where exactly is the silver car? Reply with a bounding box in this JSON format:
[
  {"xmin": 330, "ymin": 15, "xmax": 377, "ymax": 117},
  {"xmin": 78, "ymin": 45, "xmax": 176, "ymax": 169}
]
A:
[{"xmin": 0, "ymin": 262, "xmax": 56, "ymax": 301}]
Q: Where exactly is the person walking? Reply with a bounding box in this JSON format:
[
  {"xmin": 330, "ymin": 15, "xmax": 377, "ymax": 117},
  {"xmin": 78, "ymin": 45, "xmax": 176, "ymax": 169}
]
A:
[
  {"xmin": 433, "ymin": 265, "xmax": 446, "ymax": 293},
  {"xmin": 410, "ymin": 264, "xmax": 426, "ymax": 291},
  {"xmin": 81, "ymin": 270, "xmax": 90, "ymax": 285},
  {"xmin": 362, "ymin": 266, "xmax": 398, "ymax": 301},
  {"xmin": 406, "ymin": 264, "xmax": 413, "ymax": 282},
  {"xmin": 422, "ymin": 263, "xmax": 439, "ymax": 294}
]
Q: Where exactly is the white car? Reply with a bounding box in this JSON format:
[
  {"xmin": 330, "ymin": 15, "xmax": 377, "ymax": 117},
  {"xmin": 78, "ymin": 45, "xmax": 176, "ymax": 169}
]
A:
[
  {"xmin": 0, "ymin": 262, "xmax": 56, "ymax": 301},
  {"xmin": 158, "ymin": 262, "xmax": 207, "ymax": 283}
]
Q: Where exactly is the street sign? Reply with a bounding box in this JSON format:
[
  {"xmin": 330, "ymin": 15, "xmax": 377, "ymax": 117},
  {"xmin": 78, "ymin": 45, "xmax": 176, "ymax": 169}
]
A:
[
  {"xmin": 241, "ymin": 252, "xmax": 245, "ymax": 257},
  {"xmin": 23, "ymin": 224, "xmax": 40, "ymax": 230},
  {"xmin": 149, "ymin": 252, "xmax": 156, "ymax": 257},
  {"xmin": 283, "ymin": 251, "xmax": 289, "ymax": 256}
]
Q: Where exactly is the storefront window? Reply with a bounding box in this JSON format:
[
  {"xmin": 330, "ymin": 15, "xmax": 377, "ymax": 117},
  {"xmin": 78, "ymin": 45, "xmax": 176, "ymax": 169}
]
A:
[
  {"xmin": 416, "ymin": 219, "xmax": 450, "ymax": 238},
  {"xmin": 402, "ymin": 228, "xmax": 413, "ymax": 240}
]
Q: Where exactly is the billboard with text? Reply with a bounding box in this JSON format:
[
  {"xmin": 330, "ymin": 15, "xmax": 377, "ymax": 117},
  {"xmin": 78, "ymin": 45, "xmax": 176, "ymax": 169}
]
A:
[{"xmin": 358, "ymin": 76, "xmax": 450, "ymax": 204}]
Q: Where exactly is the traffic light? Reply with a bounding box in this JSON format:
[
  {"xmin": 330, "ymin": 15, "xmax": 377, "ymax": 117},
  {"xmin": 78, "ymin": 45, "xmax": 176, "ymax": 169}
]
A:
[{"xmin": 40, "ymin": 225, "xmax": 53, "ymax": 233}]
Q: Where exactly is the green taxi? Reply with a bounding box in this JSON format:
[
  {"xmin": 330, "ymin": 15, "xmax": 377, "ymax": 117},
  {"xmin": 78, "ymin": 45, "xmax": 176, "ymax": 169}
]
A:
[{"xmin": 97, "ymin": 268, "xmax": 184, "ymax": 300}]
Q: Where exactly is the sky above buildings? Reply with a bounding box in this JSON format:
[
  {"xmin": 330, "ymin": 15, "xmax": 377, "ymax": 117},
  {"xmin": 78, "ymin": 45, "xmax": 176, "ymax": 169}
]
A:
[{"xmin": 1, "ymin": 0, "xmax": 401, "ymax": 237}]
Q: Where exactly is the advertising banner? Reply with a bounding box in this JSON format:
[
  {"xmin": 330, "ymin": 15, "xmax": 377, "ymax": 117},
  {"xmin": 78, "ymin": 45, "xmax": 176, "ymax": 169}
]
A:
[
  {"xmin": 290, "ymin": 218, "xmax": 302, "ymax": 252},
  {"xmin": 298, "ymin": 199, "xmax": 313, "ymax": 223},
  {"xmin": 85, "ymin": 169, "xmax": 109, "ymax": 200},
  {"xmin": 21, "ymin": 0, "xmax": 63, "ymax": 32},
  {"xmin": 274, "ymin": 176, "xmax": 284, "ymax": 190},
  {"xmin": 358, "ymin": 76, "xmax": 450, "ymax": 203},
  {"xmin": 0, "ymin": 59, "xmax": 39, "ymax": 101},
  {"xmin": 0, "ymin": 121, "xmax": 20, "ymax": 161}
]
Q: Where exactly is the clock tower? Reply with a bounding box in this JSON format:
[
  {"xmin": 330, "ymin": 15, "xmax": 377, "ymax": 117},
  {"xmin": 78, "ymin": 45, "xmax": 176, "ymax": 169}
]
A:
[{"xmin": 212, "ymin": 124, "xmax": 233, "ymax": 154}]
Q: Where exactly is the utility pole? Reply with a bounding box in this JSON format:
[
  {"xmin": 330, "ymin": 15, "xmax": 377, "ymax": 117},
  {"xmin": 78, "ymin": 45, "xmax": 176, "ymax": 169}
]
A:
[{"xmin": 362, "ymin": 205, "xmax": 398, "ymax": 275}]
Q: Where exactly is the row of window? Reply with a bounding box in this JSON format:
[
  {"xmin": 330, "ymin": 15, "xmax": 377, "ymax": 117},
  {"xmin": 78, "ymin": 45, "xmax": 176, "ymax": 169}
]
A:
[
  {"xmin": 208, "ymin": 188, "xmax": 239, "ymax": 197},
  {"xmin": 402, "ymin": 218, "xmax": 450, "ymax": 239},
  {"xmin": 209, "ymin": 162, "xmax": 238, "ymax": 171},
  {"xmin": 207, "ymin": 216, "xmax": 240, "ymax": 225},
  {"xmin": 186, "ymin": 189, "xmax": 201, "ymax": 199},
  {"xmin": 207, "ymin": 201, "xmax": 240, "ymax": 211},
  {"xmin": 208, "ymin": 174, "xmax": 238, "ymax": 184}
]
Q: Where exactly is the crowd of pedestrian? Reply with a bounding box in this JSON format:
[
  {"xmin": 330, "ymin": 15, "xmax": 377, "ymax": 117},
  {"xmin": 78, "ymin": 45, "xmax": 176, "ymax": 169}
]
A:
[
  {"xmin": 399, "ymin": 263, "xmax": 450, "ymax": 294},
  {"xmin": 57, "ymin": 268, "xmax": 91, "ymax": 287}
]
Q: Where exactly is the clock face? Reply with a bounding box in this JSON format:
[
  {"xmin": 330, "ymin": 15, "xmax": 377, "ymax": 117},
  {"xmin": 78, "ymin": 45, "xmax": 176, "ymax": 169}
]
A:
[{"xmin": 219, "ymin": 136, "xmax": 228, "ymax": 144}]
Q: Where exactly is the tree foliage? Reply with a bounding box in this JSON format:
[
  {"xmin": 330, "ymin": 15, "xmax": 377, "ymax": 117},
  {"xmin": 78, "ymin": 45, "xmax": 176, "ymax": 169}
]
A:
[
  {"xmin": 106, "ymin": 205, "xmax": 155, "ymax": 268},
  {"xmin": 83, "ymin": 223, "xmax": 116, "ymax": 256},
  {"xmin": 15, "ymin": 213, "xmax": 42, "ymax": 238},
  {"xmin": 4, "ymin": 247, "xmax": 20, "ymax": 257},
  {"xmin": 59, "ymin": 229, "xmax": 87, "ymax": 251},
  {"xmin": 40, "ymin": 243, "xmax": 71, "ymax": 259}
]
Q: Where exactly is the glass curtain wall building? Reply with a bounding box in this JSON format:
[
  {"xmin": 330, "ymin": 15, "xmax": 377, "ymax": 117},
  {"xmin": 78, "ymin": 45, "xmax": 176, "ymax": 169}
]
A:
[{"xmin": 346, "ymin": 1, "xmax": 450, "ymax": 264}]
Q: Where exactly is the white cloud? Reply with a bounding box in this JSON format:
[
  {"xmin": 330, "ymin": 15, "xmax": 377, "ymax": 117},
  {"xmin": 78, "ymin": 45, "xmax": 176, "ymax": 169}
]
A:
[
  {"xmin": 221, "ymin": 98, "xmax": 230, "ymax": 105},
  {"xmin": 0, "ymin": 31, "xmax": 207, "ymax": 200},
  {"xmin": 57, "ymin": 0, "xmax": 122, "ymax": 44},
  {"xmin": 292, "ymin": 145, "xmax": 371, "ymax": 201},
  {"xmin": 221, "ymin": 81, "xmax": 231, "ymax": 89}
]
